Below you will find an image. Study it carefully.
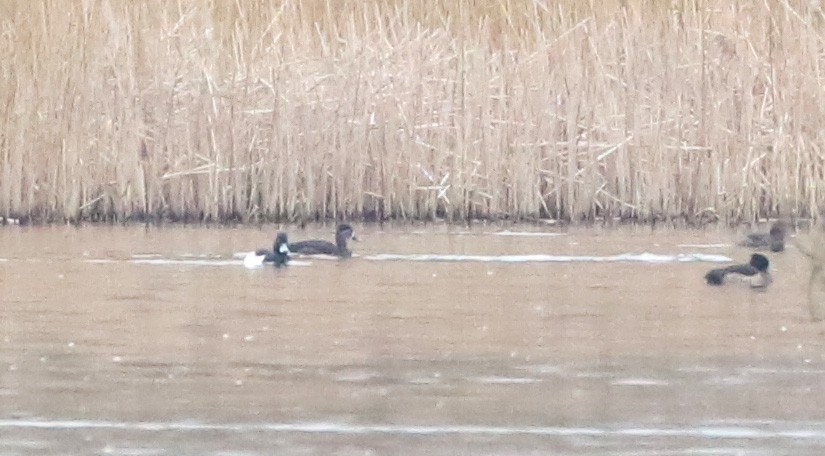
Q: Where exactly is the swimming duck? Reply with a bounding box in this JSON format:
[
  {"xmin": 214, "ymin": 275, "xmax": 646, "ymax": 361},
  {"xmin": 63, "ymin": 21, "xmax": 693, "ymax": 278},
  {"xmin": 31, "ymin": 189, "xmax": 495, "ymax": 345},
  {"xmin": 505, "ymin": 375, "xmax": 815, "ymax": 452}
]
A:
[
  {"xmin": 289, "ymin": 224, "xmax": 357, "ymax": 258},
  {"xmin": 244, "ymin": 232, "xmax": 290, "ymax": 267},
  {"xmin": 705, "ymin": 253, "xmax": 771, "ymax": 288},
  {"xmin": 739, "ymin": 221, "xmax": 787, "ymax": 252}
]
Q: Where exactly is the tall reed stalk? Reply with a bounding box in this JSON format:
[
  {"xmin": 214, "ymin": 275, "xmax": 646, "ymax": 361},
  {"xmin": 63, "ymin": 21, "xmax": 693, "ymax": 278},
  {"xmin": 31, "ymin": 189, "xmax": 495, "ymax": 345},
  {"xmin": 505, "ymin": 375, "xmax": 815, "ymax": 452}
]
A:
[{"xmin": 1, "ymin": 0, "xmax": 824, "ymax": 224}]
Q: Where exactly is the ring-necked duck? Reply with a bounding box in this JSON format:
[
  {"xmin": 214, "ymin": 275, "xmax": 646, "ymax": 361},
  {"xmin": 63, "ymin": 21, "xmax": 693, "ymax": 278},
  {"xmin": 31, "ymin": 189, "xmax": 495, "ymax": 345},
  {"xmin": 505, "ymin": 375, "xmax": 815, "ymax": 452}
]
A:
[
  {"xmin": 705, "ymin": 253, "xmax": 771, "ymax": 288},
  {"xmin": 244, "ymin": 232, "xmax": 290, "ymax": 267},
  {"xmin": 289, "ymin": 224, "xmax": 357, "ymax": 258},
  {"xmin": 739, "ymin": 221, "xmax": 787, "ymax": 252}
]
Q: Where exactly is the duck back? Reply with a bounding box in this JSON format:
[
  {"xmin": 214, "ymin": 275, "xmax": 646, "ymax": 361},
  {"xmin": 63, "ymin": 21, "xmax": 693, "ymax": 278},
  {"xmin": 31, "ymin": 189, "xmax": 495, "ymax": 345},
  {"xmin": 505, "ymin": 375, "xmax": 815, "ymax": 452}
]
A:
[{"xmin": 289, "ymin": 240, "xmax": 338, "ymax": 255}]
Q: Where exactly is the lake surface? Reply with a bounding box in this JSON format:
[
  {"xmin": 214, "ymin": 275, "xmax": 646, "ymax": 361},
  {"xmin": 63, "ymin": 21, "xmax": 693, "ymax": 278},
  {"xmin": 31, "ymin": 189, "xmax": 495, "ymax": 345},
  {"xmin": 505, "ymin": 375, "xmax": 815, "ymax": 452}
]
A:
[{"xmin": 1, "ymin": 224, "xmax": 825, "ymax": 455}]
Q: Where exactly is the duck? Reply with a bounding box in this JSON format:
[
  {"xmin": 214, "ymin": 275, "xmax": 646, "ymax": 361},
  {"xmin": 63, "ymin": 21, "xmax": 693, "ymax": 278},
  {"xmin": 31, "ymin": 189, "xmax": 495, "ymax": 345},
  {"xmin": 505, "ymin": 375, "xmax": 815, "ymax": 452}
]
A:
[
  {"xmin": 704, "ymin": 253, "xmax": 772, "ymax": 288},
  {"xmin": 289, "ymin": 223, "xmax": 357, "ymax": 258},
  {"xmin": 739, "ymin": 221, "xmax": 787, "ymax": 252},
  {"xmin": 244, "ymin": 232, "xmax": 290, "ymax": 267}
]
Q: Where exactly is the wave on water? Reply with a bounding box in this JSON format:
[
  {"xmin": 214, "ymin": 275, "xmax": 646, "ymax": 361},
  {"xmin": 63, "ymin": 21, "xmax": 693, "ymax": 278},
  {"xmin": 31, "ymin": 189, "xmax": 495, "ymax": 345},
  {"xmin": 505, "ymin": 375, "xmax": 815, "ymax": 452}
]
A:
[
  {"xmin": 130, "ymin": 258, "xmax": 243, "ymax": 267},
  {"xmin": 405, "ymin": 231, "xmax": 565, "ymax": 237},
  {"xmin": 72, "ymin": 251, "xmax": 734, "ymax": 266},
  {"xmin": 678, "ymin": 243, "xmax": 732, "ymax": 248},
  {"xmin": 492, "ymin": 231, "xmax": 566, "ymax": 237},
  {"xmin": 233, "ymin": 251, "xmax": 340, "ymax": 262},
  {"xmin": 1, "ymin": 418, "xmax": 824, "ymax": 441},
  {"xmin": 122, "ymin": 254, "xmax": 314, "ymax": 268},
  {"xmin": 363, "ymin": 252, "xmax": 733, "ymax": 264}
]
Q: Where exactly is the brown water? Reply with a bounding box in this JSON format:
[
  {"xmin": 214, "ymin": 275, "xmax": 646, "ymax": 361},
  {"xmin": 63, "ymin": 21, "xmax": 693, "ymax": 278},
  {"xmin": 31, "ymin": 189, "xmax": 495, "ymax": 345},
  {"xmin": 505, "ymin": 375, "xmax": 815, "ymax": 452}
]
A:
[{"xmin": 2, "ymin": 224, "xmax": 825, "ymax": 455}]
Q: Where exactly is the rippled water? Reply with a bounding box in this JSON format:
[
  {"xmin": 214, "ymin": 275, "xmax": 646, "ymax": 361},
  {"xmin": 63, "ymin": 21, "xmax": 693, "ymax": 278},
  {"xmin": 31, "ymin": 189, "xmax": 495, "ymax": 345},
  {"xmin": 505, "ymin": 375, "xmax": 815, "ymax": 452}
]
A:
[{"xmin": 1, "ymin": 224, "xmax": 824, "ymax": 455}]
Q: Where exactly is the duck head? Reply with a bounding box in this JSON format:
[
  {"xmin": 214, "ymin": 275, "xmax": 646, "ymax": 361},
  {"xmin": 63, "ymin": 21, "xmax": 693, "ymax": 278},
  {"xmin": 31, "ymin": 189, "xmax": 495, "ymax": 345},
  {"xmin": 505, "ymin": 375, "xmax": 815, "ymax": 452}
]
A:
[
  {"xmin": 749, "ymin": 253, "xmax": 769, "ymax": 272},
  {"xmin": 336, "ymin": 224, "xmax": 357, "ymax": 243},
  {"xmin": 273, "ymin": 232, "xmax": 289, "ymax": 266}
]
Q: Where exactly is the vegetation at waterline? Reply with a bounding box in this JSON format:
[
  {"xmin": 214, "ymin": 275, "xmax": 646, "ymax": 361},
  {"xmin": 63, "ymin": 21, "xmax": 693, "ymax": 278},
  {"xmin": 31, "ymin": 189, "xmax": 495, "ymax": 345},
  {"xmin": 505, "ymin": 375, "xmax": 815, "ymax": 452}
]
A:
[{"xmin": 1, "ymin": 0, "xmax": 825, "ymax": 224}]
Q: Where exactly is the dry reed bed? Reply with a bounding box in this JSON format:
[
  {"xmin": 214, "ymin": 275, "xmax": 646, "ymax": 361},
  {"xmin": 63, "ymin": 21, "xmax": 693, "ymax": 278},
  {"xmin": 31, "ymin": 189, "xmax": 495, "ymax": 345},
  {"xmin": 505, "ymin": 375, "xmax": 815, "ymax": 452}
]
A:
[{"xmin": 1, "ymin": 0, "xmax": 824, "ymax": 224}]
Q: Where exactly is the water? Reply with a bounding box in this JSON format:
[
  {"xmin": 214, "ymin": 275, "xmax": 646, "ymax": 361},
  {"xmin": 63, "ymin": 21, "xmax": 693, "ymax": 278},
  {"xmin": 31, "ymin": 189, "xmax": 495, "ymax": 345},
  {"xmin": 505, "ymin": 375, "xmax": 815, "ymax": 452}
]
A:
[{"xmin": 1, "ymin": 224, "xmax": 824, "ymax": 455}]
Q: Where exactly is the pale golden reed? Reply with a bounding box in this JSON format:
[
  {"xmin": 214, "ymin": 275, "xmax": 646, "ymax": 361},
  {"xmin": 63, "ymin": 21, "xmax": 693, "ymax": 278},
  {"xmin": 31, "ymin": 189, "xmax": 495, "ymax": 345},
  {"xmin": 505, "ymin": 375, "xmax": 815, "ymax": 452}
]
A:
[{"xmin": 0, "ymin": 0, "xmax": 823, "ymax": 223}]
